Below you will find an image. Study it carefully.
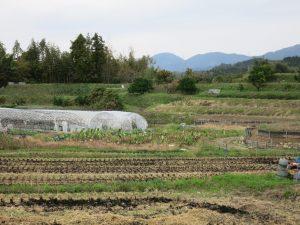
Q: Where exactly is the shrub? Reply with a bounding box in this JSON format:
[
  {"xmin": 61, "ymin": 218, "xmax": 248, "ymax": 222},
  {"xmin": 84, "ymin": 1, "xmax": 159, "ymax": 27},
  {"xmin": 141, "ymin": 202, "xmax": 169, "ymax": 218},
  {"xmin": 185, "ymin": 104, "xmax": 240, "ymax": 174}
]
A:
[
  {"xmin": 0, "ymin": 96, "xmax": 6, "ymax": 104},
  {"xmin": 238, "ymin": 83, "xmax": 245, "ymax": 92},
  {"xmin": 177, "ymin": 77, "xmax": 198, "ymax": 94},
  {"xmin": 13, "ymin": 97, "xmax": 26, "ymax": 106},
  {"xmin": 283, "ymin": 84, "xmax": 293, "ymax": 91},
  {"xmin": 274, "ymin": 62, "xmax": 289, "ymax": 73},
  {"xmin": 0, "ymin": 133, "xmax": 23, "ymax": 150},
  {"xmin": 0, "ymin": 76, "xmax": 8, "ymax": 88},
  {"xmin": 155, "ymin": 70, "xmax": 174, "ymax": 84},
  {"xmin": 128, "ymin": 78, "xmax": 153, "ymax": 94},
  {"xmin": 248, "ymin": 60, "xmax": 276, "ymax": 91},
  {"xmin": 164, "ymin": 80, "xmax": 179, "ymax": 93},
  {"xmin": 212, "ymin": 76, "xmax": 225, "ymax": 83},
  {"xmin": 89, "ymin": 87, "xmax": 123, "ymax": 110},
  {"xmin": 295, "ymin": 71, "xmax": 300, "ymax": 82},
  {"xmin": 53, "ymin": 96, "xmax": 72, "ymax": 107},
  {"xmin": 75, "ymin": 95, "xmax": 89, "ymax": 106}
]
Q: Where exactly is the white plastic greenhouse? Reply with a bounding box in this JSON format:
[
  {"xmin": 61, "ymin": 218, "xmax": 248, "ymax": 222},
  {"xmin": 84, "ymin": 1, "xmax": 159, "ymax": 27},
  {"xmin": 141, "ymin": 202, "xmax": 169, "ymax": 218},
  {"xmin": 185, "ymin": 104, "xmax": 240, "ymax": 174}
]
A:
[{"xmin": 0, "ymin": 108, "xmax": 148, "ymax": 132}]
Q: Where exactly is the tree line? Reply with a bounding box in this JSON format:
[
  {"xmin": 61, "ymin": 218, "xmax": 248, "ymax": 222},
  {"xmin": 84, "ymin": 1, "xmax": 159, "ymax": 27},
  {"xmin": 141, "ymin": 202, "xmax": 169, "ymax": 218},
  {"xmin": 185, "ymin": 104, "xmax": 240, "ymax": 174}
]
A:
[{"xmin": 0, "ymin": 33, "xmax": 152, "ymax": 85}]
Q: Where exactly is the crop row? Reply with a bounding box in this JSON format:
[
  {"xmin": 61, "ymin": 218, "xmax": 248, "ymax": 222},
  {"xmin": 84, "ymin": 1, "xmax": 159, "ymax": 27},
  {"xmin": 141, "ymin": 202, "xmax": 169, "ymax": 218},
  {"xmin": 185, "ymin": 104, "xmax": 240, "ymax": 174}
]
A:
[
  {"xmin": 0, "ymin": 171, "xmax": 269, "ymax": 185},
  {"xmin": 0, "ymin": 164, "xmax": 275, "ymax": 174},
  {"xmin": 0, "ymin": 157, "xmax": 278, "ymax": 165},
  {"xmin": 0, "ymin": 172, "xmax": 228, "ymax": 184},
  {"xmin": 0, "ymin": 156, "xmax": 279, "ymax": 161}
]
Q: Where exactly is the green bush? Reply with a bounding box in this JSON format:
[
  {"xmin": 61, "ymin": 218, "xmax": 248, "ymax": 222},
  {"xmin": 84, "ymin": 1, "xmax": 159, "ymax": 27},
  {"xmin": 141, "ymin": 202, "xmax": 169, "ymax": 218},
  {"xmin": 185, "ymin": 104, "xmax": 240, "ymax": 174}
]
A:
[
  {"xmin": 89, "ymin": 87, "xmax": 123, "ymax": 110},
  {"xmin": 53, "ymin": 96, "xmax": 72, "ymax": 107},
  {"xmin": 0, "ymin": 76, "xmax": 8, "ymax": 88},
  {"xmin": 248, "ymin": 60, "xmax": 276, "ymax": 91},
  {"xmin": 283, "ymin": 84, "xmax": 293, "ymax": 91},
  {"xmin": 274, "ymin": 62, "xmax": 290, "ymax": 73},
  {"xmin": 75, "ymin": 95, "xmax": 89, "ymax": 106},
  {"xmin": 177, "ymin": 77, "xmax": 198, "ymax": 94},
  {"xmin": 128, "ymin": 78, "xmax": 153, "ymax": 94},
  {"xmin": 0, "ymin": 96, "xmax": 6, "ymax": 104},
  {"xmin": 13, "ymin": 97, "xmax": 26, "ymax": 106},
  {"xmin": 295, "ymin": 71, "xmax": 300, "ymax": 82},
  {"xmin": 155, "ymin": 70, "xmax": 174, "ymax": 84}
]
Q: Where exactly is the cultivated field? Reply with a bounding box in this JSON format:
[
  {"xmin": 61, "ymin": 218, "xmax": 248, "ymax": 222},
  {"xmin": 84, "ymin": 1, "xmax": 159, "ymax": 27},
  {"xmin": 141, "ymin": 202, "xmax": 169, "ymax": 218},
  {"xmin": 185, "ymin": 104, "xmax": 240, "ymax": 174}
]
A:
[
  {"xmin": 0, "ymin": 82, "xmax": 299, "ymax": 225},
  {"xmin": 0, "ymin": 146, "xmax": 299, "ymax": 225}
]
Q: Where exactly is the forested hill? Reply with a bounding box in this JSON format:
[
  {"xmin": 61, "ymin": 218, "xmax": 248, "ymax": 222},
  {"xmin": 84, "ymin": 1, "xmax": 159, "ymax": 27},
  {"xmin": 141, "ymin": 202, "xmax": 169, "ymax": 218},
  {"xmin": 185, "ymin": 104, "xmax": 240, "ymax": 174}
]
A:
[
  {"xmin": 209, "ymin": 59, "xmax": 255, "ymax": 76},
  {"xmin": 209, "ymin": 56, "xmax": 300, "ymax": 77}
]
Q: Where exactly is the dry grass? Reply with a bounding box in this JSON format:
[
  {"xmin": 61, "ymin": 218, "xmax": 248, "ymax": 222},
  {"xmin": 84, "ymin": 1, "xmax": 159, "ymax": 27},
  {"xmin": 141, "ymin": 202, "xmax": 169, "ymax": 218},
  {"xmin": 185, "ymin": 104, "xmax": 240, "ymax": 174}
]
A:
[
  {"xmin": 0, "ymin": 191, "xmax": 299, "ymax": 225},
  {"xmin": 19, "ymin": 136, "xmax": 179, "ymax": 151},
  {"xmin": 259, "ymin": 121, "xmax": 300, "ymax": 132},
  {"xmin": 200, "ymin": 123, "xmax": 245, "ymax": 131},
  {"xmin": 149, "ymin": 98, "xmax": 300, "ymax": 118}
]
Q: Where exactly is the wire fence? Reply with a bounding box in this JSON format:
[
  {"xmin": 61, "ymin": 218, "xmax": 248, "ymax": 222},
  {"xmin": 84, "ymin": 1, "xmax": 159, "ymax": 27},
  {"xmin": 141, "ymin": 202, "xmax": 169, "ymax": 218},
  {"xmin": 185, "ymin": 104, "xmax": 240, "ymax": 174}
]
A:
[
  {"xmin": 245, "ymin": 139, "xmax": 300, "ymax": 150},
  {"xmin": 194, "ymin": 119, "xmax": 274, "ymax": 126},
  {"xmin": 258, "ymin": 130, "xmax": 300, "ymax": 138}
]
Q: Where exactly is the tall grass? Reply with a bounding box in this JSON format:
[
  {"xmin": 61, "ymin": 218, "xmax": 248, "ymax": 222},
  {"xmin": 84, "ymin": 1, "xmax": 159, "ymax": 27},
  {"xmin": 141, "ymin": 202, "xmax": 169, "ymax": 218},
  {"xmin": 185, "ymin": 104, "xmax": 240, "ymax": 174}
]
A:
[
  {"xmin": 0, "ymin": 133, "xmax": 24, "ymax": 150},
  {"xmin": 0, "ymin": 83, "xmax": 124, "ymax": 106},
  {"xmin": 148, "ymin": 98, "xmax": 300, "ymax": 118}
]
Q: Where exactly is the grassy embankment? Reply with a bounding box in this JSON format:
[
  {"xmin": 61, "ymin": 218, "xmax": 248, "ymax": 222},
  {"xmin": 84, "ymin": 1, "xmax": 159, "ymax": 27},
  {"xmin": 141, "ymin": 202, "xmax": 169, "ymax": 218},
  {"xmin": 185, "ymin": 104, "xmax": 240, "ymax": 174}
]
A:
[{"xmin": 1, "ymin": 82, "xmax": 300, "ymax": 108}]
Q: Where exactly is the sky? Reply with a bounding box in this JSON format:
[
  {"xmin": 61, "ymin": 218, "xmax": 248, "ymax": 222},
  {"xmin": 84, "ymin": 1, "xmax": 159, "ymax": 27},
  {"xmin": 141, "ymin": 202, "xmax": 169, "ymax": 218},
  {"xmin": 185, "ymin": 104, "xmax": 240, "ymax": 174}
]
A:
[{"xmin": 0, "ymin": 0, "xmax": 300, "ymax": 58}]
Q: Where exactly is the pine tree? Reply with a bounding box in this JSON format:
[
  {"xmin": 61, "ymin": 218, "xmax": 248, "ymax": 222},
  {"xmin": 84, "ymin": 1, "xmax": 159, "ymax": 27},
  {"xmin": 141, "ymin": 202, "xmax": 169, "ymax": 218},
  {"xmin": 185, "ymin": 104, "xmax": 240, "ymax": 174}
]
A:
[
  {"xmin": 12, "ymin": 40, "xmax": 23, "ymax": 60},
  {"xmin": 23, "ymin": 39, "xmax": 42, "ymax": 82},
  {"xmin": 70, "ymin": 34, "xmax": 91, "ymax": 82},
  {"xmin": 90, "ymin": 33, "xmax": 107, "ymax": 82},
  {"xmin": 0, "ymin": 42, "xmax": 13, "ymax": 86},
  {"xmin": 39, "ymin": 39, "xmax": 47, "ymax": 61}
]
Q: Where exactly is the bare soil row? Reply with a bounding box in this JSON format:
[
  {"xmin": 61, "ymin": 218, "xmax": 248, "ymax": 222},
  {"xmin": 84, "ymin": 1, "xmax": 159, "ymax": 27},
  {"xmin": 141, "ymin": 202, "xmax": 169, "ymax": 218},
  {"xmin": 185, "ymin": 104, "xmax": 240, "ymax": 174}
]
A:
[{"xmin": 0, "ymin": 157, "xmax": 277, "ymax": 174}]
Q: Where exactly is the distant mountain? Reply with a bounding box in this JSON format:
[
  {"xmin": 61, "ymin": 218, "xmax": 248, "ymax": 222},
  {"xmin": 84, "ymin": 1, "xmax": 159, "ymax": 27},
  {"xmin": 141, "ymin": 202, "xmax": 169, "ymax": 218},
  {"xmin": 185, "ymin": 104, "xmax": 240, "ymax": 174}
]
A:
[
  {"xmin": 186, "ymin": 52, "xmax": 251, "ymax": 71},
  {"xmin": 151, "ymin": 53, "xmax": 186, "ymax": 72},
  {"xmin": 152, "ymin": 44, "xmax": 300, "ymax": 72},
  {"xmin": 263, "ymin": 44, "xmax": 300, "ymax": 60},
  {"xmin": 152, "ymin": 52, "xmax": 250, "ymax": 72}
]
